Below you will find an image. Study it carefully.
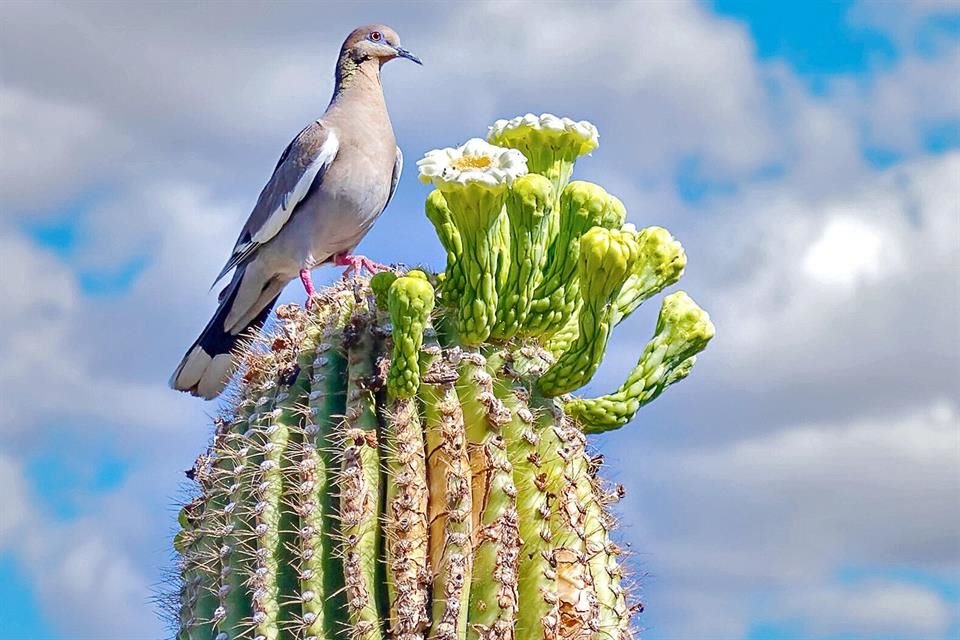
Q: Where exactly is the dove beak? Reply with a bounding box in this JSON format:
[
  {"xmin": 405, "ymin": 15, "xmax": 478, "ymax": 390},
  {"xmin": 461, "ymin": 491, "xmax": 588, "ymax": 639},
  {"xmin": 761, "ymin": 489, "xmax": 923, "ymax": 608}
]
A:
[{"xmin": 394, "ymin": 46, "xmax": 422, "ymax": 65}]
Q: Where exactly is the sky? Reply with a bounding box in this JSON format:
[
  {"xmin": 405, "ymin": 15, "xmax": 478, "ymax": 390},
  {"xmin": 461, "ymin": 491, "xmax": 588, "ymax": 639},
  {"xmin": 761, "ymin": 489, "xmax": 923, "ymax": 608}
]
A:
[{"xmin": 0, "ymin": 0, "xmax": 958, "ymax": 638}]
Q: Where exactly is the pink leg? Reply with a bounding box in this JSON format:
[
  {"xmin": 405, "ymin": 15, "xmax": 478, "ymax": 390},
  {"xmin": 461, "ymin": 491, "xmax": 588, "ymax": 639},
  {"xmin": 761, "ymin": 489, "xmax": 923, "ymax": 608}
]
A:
[
  {"xmin": 333, "ymin": 252, "xmax": 388, "ymax": 279},
  {"xmin": 299, "ymin": 268, "xmax": 316, "ymax": 308}
]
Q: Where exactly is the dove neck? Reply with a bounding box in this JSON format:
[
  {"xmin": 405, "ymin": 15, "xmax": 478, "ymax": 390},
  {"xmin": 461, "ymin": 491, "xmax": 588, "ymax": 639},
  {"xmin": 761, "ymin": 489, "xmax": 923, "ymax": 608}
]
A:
[{"xmin": 331, "ymin": 55, "xmax": 383, "ymax": 105}]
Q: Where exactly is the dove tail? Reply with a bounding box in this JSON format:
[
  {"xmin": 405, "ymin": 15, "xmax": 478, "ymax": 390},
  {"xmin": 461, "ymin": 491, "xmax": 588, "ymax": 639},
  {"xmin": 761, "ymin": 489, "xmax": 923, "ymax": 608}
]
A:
[{"xmin": 170, "ymin": 269, "xmax": 280, "ymax": 400}]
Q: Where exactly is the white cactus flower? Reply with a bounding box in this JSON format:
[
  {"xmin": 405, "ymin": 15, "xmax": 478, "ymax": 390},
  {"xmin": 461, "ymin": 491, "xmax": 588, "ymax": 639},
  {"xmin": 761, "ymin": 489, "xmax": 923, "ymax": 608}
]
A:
[
  {"xmin": 487, "ymin": 113, "xmax": 599, "ymax": 158},
  {"xmin": 417, "ymin": 138, "xmax": 528, "ymax": 191}
]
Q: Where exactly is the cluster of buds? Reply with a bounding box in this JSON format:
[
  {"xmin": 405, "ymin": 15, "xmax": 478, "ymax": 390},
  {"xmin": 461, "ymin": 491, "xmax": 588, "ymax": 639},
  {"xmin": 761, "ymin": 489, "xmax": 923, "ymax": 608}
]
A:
[{"xmin": 417, "ymin": 114, "xmax": 714, "ymax": 432}]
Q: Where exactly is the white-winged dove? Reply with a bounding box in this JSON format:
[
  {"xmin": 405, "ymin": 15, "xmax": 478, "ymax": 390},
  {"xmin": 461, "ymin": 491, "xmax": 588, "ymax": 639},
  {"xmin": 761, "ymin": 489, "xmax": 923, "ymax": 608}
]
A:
[{"xmin": 171, "ymin": 24, "xmax": 421, "ymax": 399}]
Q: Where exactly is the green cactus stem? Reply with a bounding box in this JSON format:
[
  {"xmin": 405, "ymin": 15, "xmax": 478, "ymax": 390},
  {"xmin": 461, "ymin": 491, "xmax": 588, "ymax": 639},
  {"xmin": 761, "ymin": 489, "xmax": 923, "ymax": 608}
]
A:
[
  {"xmin": 251, "ymin": 345, "xmax": 313, "ymax": 640},
  {"xmin": 584, "ymin": 487, "xmax": 630, "ymax": 638},
  {"xmin": 218, "ymin": 381, "xmax": 279, "ymax": 639},
  {"xmin": 560, "ymin": 415, "xmax": 630, "ymax": 635},
  {"xmin": 382, "ymin": 396, "xmax": 431, "ymax": 640},
  {"xmin": 340, "ymin": 309, "xmax": 385, "ymax": 640},
  {"xmin": 457, "ymin": 350, "xmax": 520, "ymax": 638},
  {"xmin": 539, "ymin": 226, "xmax": 636, "ymax": 397},
  {"xmin": 532, "ymin": 394, "xmax": 602, "ymax": 636},
  {"xmin": 566, "ymin": 291, "xmax": 715, "ymax": 433},
  {"xmin": 420, "ymin": 339, "xmax": 473, "ymax": 640},
  {"xmin": 176, "ymin": 465, "xmax": 219, "ymax": 640},
  {"xmin": 299, "ymin": 300, "xmax": 351, "ymax": 639},
  {"xmin": 491, "ymin": 365, "xmax": 559, "ymax": 639}
]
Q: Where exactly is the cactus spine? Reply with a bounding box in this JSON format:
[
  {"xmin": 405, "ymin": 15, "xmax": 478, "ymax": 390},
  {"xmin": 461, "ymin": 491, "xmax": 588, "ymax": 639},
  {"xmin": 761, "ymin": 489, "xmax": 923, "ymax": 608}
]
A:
[{"xmin": 174, "ymin": 114, "xmax": 714, "ymax": 640}]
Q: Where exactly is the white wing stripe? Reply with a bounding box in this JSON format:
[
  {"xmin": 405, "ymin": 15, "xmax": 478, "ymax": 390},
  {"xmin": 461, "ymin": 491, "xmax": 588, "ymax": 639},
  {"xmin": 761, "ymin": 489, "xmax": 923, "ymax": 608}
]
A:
[{"xmin": 251, "ymin": 130, "xmax": 339, "ymax": 245}]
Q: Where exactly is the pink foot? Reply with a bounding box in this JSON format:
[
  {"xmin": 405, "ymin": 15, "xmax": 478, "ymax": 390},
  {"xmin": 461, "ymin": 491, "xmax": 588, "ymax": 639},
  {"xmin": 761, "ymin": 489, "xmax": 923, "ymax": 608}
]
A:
[
  {"xmin": 299, "ymin": 268, "xmax": 317, "ymax": 308},
  {"xmin": 333, "ymin": 252, "xmax": 387, "ymax": 279}
]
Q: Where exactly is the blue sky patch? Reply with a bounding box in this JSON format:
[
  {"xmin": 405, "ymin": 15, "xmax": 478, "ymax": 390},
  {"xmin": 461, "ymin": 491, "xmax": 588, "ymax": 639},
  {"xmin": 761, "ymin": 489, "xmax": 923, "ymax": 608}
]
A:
[
  {"xmin": 747, "ymin": 622, "xmax": 925, "ymax": 640},
  {"xmin": 743, "ymin": 567, "xmax": 960, "ymax": 640},
  {"xmin": 862, "ymin": 145, "xmax": 904, "ymax": 169},
  {"xmin": 78, "ymin": 254, "xmax": 150, "ymax": 296},
  {"xmin": 711, "ymin": 0, "xmax": 898, "ymax": 77},
  {"xmin": 20, "ymin": 187, "xmax": 149, "ymax": 296},
  {"xmin": 745, "ymin": 621, "xmax": 806, "ymax": 640},
  {"xmin": 0, "ymin": 554, "xmax": 59, "ymax": 640},
  {"xmin": 915, "ymin": 12, "xmax": 960, "ymax": 57},
  {"xmin": 921, "ymin": 119, "xmax": 960, "ymax": 154},
  {"xmin": 26, "ymin": 435, "xmax": 133, "ymax": 521},
  {"xmin": 20, "ymin": 226, "xmax": 150, "ymax": 298},
  {"xmin": 19, "ymin": 189, "xmax": 107, "ymax": 257},
  {"xmin": 23, "ymin": 219, "xmax": 79, "ymax": 257},
  {"xmin": 674, "ymin": 155, "xmax": 738, "ymax": 204}
]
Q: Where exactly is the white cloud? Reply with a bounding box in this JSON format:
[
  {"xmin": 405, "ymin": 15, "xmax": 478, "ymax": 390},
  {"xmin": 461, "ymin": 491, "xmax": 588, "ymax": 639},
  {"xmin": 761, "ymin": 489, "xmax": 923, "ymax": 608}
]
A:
[
  {"xmin": 615, "ymin": 400, "xmax": 960, "ymax": 637},
  {"xmin": 416, "ymin": 0, "xmax": 777, "ymax": 179},
  {"xmin": 801, "ymin": 213, "xmax": 901, "ymax": 288},
  {"xmin": 787, "ymin": 580, "xmax": 954, "ymax": 637},
  {"xmin": 0, "ymin": 87, "xmax": 130, "ymax": 210},
  {"xmin": 12, "ymin": 490, "xmax": 170, "ymax": 639},
  {"xmin": 27, "ymin": 532, "xmax": 157, "ymax": 638},
  {"xmin": 686, "ymin": 152, "xmax": 960, "ymax": 401},
  {"xmin": 0, "ymin": 224, "xmax": 198, "ymax": 437},
  {"xmin": 0, "ymin": 449, "xmax": 169, "ymax": 639}
]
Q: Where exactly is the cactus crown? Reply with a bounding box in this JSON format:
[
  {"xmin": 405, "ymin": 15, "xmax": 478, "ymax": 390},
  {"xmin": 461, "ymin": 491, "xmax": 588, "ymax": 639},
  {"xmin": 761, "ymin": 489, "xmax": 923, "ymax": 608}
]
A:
[{"xmin": 172, "ymin": 113, "xmax": 714, "ymax": 640}]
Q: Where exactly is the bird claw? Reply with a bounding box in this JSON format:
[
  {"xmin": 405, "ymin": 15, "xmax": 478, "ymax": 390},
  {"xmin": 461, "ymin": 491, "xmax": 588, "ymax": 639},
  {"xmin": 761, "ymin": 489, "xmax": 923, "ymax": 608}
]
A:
[
  {"xmin": 299, "ymin": 268, "xmax": 318, "ymax": 309},
  {"xmin": 334, "ymin": 253, "xmax": 387, "ymax": 279}
]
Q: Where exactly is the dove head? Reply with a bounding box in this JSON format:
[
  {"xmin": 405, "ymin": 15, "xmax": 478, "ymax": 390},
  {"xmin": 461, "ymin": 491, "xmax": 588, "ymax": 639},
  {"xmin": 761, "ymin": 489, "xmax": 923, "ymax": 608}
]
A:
[{"xmin": 340, "ymin": 24, "xmax": 422, "ymax": 68}]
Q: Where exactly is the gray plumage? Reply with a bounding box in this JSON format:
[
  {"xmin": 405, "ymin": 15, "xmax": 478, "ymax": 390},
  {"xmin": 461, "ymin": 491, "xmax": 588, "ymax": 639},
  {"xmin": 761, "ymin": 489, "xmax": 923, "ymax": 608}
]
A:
[{"xmin": 171, "ymin": 24, "xmax": 420, "ymax": 399}]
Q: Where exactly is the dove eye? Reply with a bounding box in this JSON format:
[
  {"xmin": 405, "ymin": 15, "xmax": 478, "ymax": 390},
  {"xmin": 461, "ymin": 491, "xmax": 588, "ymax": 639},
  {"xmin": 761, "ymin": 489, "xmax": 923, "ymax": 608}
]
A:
[{"xmin": 369, "ymin": 31, "xmax": 383, "ymax": 42}]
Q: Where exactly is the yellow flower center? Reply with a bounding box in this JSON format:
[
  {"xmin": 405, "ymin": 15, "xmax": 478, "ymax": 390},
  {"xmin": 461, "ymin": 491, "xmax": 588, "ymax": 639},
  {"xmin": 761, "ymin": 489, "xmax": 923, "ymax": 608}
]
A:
[{"xmin": 452, "ymin": 154, "xmax": 494, "ymax": 171}]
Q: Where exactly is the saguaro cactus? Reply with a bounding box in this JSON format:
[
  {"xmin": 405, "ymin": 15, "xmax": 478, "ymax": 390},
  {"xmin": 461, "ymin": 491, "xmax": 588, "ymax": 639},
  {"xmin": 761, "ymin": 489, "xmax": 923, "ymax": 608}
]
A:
[{"xmin": 173, "ymin": 114, "xmax": 714, "ymax": 640}]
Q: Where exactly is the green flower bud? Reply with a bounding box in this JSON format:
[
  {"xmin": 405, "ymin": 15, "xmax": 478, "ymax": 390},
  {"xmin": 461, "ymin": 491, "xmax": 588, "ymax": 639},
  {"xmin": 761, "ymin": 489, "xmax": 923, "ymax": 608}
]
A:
[
  {"xmin": 491, "ymin": 174, "xmax": 555, "ymax": 340},
  {"xmin": 538, "ymin": 226, "xmax": 636, "ymax": 396},
  {"xmin": 524, "ymin": 181, "xmax": 624, "ymax": 338},
  {"xmin": 602, "ymin": 195, "xmax": 627, "ymax": 230},
  {"xmin": 438, "ymin": 182, "xmax": 509, "ymax": 345},
  {"xmin": 370, "ymin": 271, "xmax": 399, "ymax": 311},
  {"xmin": 425, "ymin": 190, "xmax": 465, "ymax": 306},
  {"xmin": 387, "ymin": 275, "xmax": 436, "ymax": 398},
  {"xmin": 544, "ymin": 313, "xmax": 579, "ymax": 356},
  {"xmin": 612, "ymin": 225, "xmax": 686, "ymax": 325},
  {"xmin": 405, "ymin": 269, "xmax": 429, "ymax": 281},
  {"xmin": 566, "ymin": 291, "xmax": 715, "ymax": 432}
]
